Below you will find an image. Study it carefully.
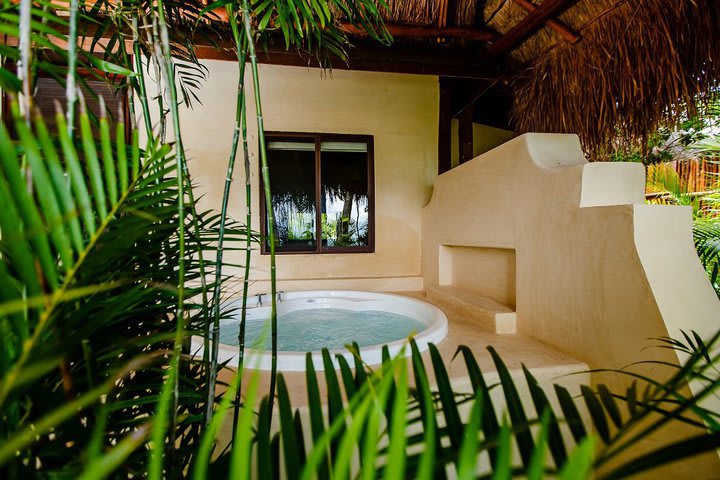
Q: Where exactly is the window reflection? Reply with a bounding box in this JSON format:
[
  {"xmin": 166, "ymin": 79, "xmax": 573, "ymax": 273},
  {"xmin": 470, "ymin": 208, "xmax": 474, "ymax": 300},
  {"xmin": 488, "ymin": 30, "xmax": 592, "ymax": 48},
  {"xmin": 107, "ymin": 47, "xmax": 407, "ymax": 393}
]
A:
[
  {"xmin": 263, "ymin": 134, "xmax": 373, "ymax": 254},
  {"xmin": 321, "ymin": 142, "xmax": 369, "ymax": 248},
  {"xmin": 267, "ymin": 140, "xmax": 316, "ymax": 251}
]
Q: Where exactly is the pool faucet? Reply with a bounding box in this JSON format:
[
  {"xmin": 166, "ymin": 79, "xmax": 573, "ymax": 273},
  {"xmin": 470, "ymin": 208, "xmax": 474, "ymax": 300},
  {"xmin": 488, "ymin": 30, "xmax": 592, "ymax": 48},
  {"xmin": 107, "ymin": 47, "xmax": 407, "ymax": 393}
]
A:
[
  {"xmin": 256, "ymin": 293, "xmax": 263, "ymax": 308},
  {"xmin": 277, "ymin": 291, "xmax": 284, "ymax": 302}
]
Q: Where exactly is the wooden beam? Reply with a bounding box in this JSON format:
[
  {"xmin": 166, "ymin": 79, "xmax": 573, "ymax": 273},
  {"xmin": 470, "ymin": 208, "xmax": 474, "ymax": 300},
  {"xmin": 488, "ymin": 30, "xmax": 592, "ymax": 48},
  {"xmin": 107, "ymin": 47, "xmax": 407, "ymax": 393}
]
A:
[
  {"xmin": 511, "ymin": 0, "xmax": 580, "ymax": 44},
  {"xmin": 458, "ymin": 106, "xmax": 474, "ymax": 164},
  {"xmin": 486, "ymin": 0, "xmax": 580, "ymax": 55},
  {"xmin": 438, "ymin": 77, "xmax": 452, "ymax": 175},
  {"xmin": 340, "ymin": 23, "xmax": 497, "ymax": 42},
  {"xmin": 193, "ymin": 3, "xmax": 494, "ymax": 42},
  {"xmin": 195, "ymin": 37, "xmax": 506, "ymax": 79},
  {"xmin": 62, "ymin": 18, "xmax": 505, "ymax": 79}
]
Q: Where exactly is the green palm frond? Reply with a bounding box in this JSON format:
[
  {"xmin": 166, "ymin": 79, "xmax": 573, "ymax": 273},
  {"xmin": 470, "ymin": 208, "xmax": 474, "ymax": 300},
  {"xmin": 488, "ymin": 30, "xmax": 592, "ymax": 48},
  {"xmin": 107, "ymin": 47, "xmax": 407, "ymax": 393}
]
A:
[
  {"xmin": 0, "ymin": 97, "xmax": 246, "ymax": 476},
  {"xmin": 646, "ymin": 161, "xmax": 720, "ymax": 296},
  {"xmin": 0, "ymin": 2, "xmax": 136, "ymax": 92},
  {"xmin": 646, "ymin": 162, "xmax": 699, "ymax": 213},
  {"xmin": 233, "ymin": 334, "xmax": 720, "ymax": 478},
  {"xmin": 196, "ymin": 331, "xmax": 719, "ymax": 479},
  {"xmin": 694, "ymin": 220, "xmax": 720, "ymax": 295},
  {"xmin": 694, "ymin": 136, "xmax": 720, "ymax": 156}
]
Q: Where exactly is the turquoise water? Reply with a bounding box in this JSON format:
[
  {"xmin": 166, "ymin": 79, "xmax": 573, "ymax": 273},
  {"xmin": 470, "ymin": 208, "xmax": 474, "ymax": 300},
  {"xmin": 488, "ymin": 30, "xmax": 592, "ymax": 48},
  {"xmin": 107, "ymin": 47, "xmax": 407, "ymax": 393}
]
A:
[{"xmin": 219, "ymin": 308, "xmax": 426, "ymax": 352}]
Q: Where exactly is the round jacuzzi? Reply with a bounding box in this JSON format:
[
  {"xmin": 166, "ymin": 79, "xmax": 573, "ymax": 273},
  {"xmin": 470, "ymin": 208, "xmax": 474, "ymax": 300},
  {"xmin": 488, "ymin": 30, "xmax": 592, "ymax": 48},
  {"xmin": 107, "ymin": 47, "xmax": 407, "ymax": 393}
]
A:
[{"xmin": 191, "ymin": 290, "xmax": 448, "ymax": 371}]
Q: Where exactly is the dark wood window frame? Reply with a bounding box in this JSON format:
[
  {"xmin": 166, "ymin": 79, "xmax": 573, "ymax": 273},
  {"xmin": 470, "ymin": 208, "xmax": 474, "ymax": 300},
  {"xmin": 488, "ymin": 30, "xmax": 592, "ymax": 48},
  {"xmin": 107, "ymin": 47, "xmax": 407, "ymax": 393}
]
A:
[{"xmin": 260, "ymin": 131, "xmax": 375, "ymax": 255}]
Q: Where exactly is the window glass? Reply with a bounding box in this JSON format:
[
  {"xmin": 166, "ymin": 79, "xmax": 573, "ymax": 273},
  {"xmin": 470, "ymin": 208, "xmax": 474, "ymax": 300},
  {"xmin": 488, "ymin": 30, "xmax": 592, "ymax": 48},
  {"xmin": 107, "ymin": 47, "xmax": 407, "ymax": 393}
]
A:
[
  {"xmin": 320, "ymin": 141, "xmax": 369, "ymax": 248},
  {"xmin": 262, "ymin": 134, "xmax": 373, "ymax": 254},
  {"xmin": 267, "ymin": 139, "xmax": 317, "ymax": 251}
]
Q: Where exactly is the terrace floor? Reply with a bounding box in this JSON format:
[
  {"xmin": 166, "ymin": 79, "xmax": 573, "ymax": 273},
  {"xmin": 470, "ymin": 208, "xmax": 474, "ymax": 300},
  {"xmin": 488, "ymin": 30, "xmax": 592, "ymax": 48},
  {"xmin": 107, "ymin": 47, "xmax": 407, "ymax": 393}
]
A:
[{"xmin": 218, "ymin": 290, "xmax": 589, "ymax": 407}]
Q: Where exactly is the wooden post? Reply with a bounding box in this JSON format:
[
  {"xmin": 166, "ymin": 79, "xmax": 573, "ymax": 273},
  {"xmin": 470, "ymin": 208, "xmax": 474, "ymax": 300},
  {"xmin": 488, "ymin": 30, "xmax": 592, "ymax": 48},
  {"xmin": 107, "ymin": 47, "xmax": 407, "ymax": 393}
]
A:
[
  {"xmin": 510, "ymin": 0, "xmax": 580, "ymax": 44},
  {"xmin": 438, "ymin": 77, "xmax": 452, "ymax": 175},
  {"xmin": 487, "ymin": 0, "xmax": 580, "ymax": 55},
  {"xmin": 459, "ymin": 106, "xmax": 474, "ymax": 164}
]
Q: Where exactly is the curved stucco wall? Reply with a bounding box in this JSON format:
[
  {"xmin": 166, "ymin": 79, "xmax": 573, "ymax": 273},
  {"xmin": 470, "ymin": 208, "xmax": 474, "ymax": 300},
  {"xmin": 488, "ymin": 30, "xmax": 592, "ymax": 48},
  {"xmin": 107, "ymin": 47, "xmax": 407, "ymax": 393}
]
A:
[
  {"xmin": 423, "ymin": 133, "xmax": 718, "ymax": 366},
  {"xmin": 421, "ymin": 133, "xmax": 720, "ymax": 475}
]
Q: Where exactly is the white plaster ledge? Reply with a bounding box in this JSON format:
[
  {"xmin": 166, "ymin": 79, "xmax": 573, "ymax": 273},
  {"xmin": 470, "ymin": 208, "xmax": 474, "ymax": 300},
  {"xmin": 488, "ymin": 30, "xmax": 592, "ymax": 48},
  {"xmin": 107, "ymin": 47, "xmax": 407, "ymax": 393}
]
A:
[
  {"xmin": 580, "ymin": 162, "xmax": 646, "ymax": 207},
  {"xmin": 523, "ymin": 133, "xmax": 587, "ymax": 169}
]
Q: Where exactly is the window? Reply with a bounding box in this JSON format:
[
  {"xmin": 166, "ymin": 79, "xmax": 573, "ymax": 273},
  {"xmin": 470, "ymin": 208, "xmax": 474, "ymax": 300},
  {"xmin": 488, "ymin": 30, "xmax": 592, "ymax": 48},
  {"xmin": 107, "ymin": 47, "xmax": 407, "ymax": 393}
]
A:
[{"xmin": 261, "ymin": 133, "xmax": 374, "ymax": 254}]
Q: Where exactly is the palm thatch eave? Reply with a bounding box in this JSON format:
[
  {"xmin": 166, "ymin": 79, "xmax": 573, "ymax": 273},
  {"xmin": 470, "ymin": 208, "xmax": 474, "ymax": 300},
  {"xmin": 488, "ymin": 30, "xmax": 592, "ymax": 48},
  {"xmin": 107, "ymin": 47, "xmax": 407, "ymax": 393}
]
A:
[
  {"xmin": 333, "ymin": 0, "xmax": 720, "ymax": 157},
  {"xmin": 500, "ymin": 0, "xmax": 720, "ymax": 158}
]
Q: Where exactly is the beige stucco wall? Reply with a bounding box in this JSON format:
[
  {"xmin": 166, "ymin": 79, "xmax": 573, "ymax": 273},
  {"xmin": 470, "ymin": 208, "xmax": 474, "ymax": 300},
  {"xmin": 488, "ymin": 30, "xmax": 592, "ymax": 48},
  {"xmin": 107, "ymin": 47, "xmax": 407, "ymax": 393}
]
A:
[
  {"xmin": 449, "ymin": 246, "xmax": 517, "ymax": 308},
  {"xmin": 150, "ymin": 61, "xmax": 439, "ymax": 293},
  {"xmin": 422, "ymin": 133, "xmax": 720, "ymax": 476},
  {"xmin": 423, "ymin": 133, "xmax": 719, "ymax": 366},
  {"xmin": 450, "ymin": 120, "xmax": 514, "ymax": 168}
]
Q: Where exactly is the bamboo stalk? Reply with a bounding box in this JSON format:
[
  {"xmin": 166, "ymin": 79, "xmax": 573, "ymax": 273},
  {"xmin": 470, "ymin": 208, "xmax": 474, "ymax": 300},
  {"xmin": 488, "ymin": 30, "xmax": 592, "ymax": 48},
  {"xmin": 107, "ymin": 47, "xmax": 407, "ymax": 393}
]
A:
[
  {"xmin": 206, "ymin": 3, "xmax": 248, "ymax": 427},
  {"xmin": 132, "ymin": 15, "xmax": 153, "ymax": 138},
  {"xmin": 136, "ymin": 5, "xmax": 212, "ymax": 437},
  {"xmin": 236, "ymin": 39, "xmax": 252, "ymax": 429},
  {"xmin": 242, "ymin": 0, "xmax": 278, "ymax": 421},
  {"xmin": 65, "ymin": 0, "xmax": 79, "ymax": 136},
  {"xmin": 221, "ymin": 6, "xmax": 252, "ymax": 437},
  {"xmin": 148, "ymin": 0, "xmax": 186, "ymax": 476},
  {"xmin": 181, "ymin": 157, "xmax": 212, "ymax": 429},
  {"xmin": 17, "ymin": 0, "xmax": 31, "ymax": 126},
  {"xmin": 115, "ymin": 1, "xmax": 135, "ymax": 131},
  {"xmin": 145, "ymin": 16, "xmax": 167, "ymax": 143},
  {"xmin": 18, "ymin": 0, "xmax": 31, "ymax": 192},
  {"xmin": 144, "ymin": 1, "xmax": 213, "ymax": 469}
]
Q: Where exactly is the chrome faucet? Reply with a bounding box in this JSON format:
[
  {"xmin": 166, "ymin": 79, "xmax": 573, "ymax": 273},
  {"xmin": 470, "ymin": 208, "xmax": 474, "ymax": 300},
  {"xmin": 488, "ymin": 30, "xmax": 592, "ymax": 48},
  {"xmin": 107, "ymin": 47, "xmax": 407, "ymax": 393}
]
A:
[
  {"xmin": 256, "ymin": 293, "xmax": 263, "ymax": 307},
  {"xmin": 277, "ymin": 291, "xmax": 284, "ymax": 302}
]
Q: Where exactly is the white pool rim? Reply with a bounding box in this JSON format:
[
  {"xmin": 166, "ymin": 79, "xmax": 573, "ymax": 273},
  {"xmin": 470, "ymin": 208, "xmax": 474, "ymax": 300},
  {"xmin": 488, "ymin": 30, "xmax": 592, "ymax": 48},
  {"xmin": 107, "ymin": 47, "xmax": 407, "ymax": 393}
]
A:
[{"xmin": 190, "ymin": 290, "xmax": 448, "ymax": 371}]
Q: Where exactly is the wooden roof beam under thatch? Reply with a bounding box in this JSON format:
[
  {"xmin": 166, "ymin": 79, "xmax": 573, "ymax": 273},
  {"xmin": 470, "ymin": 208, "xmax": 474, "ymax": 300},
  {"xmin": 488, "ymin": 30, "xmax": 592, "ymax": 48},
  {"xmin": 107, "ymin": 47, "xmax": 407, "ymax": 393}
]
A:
[
  {"xmin": 197, "ymin": 5, "xmax": 496, "ymax": 42},
  {"xmin": 486, "ymin": 0, "xmax": 581, "ymax": 55},
  {"xmin": 510, "ymin": 0, "xmax": 580, "ymax": 44},
  {"xmin": 195, "ymin": 36, "xmax": 507, "ymax": 79},
  {"xmin": 340, "ymin": 23, "xmax": 497, "ymax": 42}
]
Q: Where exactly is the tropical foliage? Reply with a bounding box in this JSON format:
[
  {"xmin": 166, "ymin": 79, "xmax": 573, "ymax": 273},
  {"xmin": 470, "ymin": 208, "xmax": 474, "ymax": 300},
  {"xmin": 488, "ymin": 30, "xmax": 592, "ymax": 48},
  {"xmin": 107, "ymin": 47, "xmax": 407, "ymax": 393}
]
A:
[
  {"xmin": 616, "ymin": 98, "xmax": 720, "ymax": 294},
  {"xmin": 0, "ymin": 0, "xmax": 719, "ymax": 478},
  {"xmin": 200, "ymin": 334, "xmax": 720, "ymax": 479},
  {"xmin": 646, "ymin": 160, "xmax": 720, "ymax": 294},
  {"xmin": 0, "ymin": 96, "xmax": 234, "ymax": 478}
]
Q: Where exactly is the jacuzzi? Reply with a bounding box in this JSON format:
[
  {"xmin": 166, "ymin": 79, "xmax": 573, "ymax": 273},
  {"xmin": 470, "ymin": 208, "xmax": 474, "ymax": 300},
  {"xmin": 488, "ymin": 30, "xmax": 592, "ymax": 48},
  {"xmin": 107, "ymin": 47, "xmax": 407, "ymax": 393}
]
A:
[{"xmin": 191, "ymin": 290, "xmax": 448, "ymax": 371}]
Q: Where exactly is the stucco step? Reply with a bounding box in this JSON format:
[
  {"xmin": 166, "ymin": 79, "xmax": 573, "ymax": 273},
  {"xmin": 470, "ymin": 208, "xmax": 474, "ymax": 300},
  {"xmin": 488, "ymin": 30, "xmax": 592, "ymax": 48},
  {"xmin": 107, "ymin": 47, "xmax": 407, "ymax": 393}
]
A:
[{"xmin": 426, "ymin": 285, "xmax": 516, "ymax": 334}]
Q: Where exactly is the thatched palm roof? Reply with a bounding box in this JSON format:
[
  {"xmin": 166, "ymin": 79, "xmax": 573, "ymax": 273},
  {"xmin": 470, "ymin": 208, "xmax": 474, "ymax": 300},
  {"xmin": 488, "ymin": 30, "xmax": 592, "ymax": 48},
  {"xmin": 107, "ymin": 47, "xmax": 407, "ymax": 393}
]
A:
[
  {"xmin": 352, "ymin": 0, "xmax": 720, "ymax": 157},
  {"xmin": 496, "ymin": 0, "xmax": 720, "ymax": 156},
  {"xmin": 197, "ymin": 0, "xmax": 718, "ymax": 157},
  {"xmin": 26, "ymin": 0, "xmax": 719, "ymax": 156}
]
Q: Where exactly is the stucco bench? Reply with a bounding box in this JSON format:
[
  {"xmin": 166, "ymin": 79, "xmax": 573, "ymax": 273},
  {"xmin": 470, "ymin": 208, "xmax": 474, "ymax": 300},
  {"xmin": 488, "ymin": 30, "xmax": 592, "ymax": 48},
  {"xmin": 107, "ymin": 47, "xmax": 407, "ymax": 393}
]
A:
[{"xmin": 426, "ymin": 285, "xmax": 516, "ymax": 334}]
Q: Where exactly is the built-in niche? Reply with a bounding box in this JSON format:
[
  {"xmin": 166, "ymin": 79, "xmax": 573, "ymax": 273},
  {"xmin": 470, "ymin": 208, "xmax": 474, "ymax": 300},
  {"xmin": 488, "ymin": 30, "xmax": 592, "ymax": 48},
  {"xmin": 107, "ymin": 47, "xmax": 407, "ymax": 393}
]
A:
[{"xmin": 439, "ymin": 245, "xmax": 516, "ymax": 309}]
